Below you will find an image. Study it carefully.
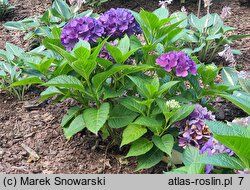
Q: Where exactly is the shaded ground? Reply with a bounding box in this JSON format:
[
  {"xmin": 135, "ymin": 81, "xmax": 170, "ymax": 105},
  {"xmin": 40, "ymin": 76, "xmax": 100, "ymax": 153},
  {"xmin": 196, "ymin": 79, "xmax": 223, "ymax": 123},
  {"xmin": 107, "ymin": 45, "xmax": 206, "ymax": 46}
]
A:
[{"xmin": 0, "ymin": 0, "xmax": 249, "ymax": 174}]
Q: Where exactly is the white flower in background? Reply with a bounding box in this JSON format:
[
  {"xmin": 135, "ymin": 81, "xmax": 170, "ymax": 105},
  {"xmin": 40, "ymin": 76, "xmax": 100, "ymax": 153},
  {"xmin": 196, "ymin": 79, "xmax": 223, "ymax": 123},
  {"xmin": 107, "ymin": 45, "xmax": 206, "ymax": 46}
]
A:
[
  {"xmin": 181, "ymin": 6, "xmax": 187, "ymax": 13},
  {"xmin": 203, "ymin": 0, "xmax": 213, "ymax": 8},
  {"xmin": 166, "ymin": 100, "xmax": 181, "ymax": 110},
  {"xmin": 220, "ymin": 6, "xmax": 232, "ymax": 19},
  {"xmin": 159, "ymin": 0, "xmax": 173, "ymax": 8},
  {"xmin": 67, "ymin": 0, "xmax": 85, "ymax": 6},
  {"xmin": 218, "ymin": 45, "xmax": 236, "ymax": 65}
]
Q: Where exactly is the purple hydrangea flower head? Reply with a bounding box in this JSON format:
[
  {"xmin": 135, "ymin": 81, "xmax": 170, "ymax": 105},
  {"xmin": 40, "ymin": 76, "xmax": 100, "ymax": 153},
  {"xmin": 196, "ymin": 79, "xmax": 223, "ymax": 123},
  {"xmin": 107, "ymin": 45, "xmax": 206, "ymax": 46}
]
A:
[
  {"xmin": 99, "ymin": 40, "xmax": 119, "ymax": 60},
  {"xmin": 98, "ymin": 8, "xmax": 141, "ymax": 39},
  {"xmin": 200, "ymin": 137, "xmax": 234, "ymax": 173},
  {"xmin": 156, "ymin": 51, "xmax": 197, "ymax": 77},
  {"xmin": 177, "ymin": 104, "xmax": 215, "ymax": 149},
  {"xmin": 60, "ymin": 16, "xmax": 104, "ymax": 51}
]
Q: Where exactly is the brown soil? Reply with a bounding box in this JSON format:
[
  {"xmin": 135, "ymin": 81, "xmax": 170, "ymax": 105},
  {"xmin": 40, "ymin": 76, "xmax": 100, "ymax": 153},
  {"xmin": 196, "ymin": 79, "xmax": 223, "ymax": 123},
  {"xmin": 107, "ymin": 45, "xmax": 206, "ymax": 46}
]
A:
[
  {"xmin": 0, "ymin": 0, "xmax": 249, "ymax": 174},
  {"xmin": 0, "ymin": 91, "xmax": 167, "ymax": 174}
]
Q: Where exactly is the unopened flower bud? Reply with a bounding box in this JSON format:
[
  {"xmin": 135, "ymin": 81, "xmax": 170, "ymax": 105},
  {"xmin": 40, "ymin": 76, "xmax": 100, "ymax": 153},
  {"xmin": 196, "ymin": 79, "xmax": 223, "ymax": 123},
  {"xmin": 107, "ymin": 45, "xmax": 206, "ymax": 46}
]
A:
[{"xmin": 166, "ymin": 100, "xmax": 181, "ymax": 110}]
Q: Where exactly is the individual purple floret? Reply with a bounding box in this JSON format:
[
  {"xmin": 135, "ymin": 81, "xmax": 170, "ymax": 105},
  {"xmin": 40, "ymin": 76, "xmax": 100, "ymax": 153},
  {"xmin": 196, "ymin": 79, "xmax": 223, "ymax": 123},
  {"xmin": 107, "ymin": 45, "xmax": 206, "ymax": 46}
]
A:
[
  {"xmin": 60, "ymin": 16, "xmax": 104, "ymax": 51},
  {"xmin": 156, "ymin": 51, "xmax": 197, "ymax": 77},
  {"xmin": 177, "ymin": 104, "xmax": 215, "ymax": 149},
  {"xmin": 98, "ymin": 8, "xmax": 141, "ymax": 39},
  {"xmin": 99, "ymin": 40, "xmax": 119, "ymax": 60},
  {"xmin": 200, "ymin": 137, "xmax": 234, "ymax": 174}
]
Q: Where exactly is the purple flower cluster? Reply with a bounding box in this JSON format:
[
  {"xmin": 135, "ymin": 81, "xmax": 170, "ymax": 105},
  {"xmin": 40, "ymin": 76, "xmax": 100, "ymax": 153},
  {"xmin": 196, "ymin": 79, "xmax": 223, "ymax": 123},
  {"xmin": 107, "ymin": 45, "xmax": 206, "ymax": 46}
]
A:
[
  {"xmin": 156, "ymin": 51, "xmax": 197, "ymax": 77},
  {"xmin": 178, "ymin": 104, "xmax": 215, "ymax": 149},
  {"xmin": 60, "ymin": 17, "xmax": 104, "ymax": 51},
  {"xmin": 99, "ymin": 8, "xmax": 141, "ymax": 39},
  {"xmin": 200, "ymin": 138, "xmax": 234, "ymax": 173},
  {"xmin": 60, "ymin": 8, "xmax": 141, "ymax": 51},
  {"xmin": 99, "ymin": 40, "xmax": 119, "ymax": 60}
]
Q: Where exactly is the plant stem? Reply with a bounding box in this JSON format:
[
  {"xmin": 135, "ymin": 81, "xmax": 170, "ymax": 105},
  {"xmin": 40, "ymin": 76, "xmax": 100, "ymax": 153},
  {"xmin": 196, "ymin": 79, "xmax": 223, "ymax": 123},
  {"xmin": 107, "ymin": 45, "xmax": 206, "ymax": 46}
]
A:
[
  {"xmin": 86, "ymin": 79, "xmax": 100, "ymax": 108},
  {"xmin": 197, "ymin": 0, "xmax": 202, "ymax": 18}
]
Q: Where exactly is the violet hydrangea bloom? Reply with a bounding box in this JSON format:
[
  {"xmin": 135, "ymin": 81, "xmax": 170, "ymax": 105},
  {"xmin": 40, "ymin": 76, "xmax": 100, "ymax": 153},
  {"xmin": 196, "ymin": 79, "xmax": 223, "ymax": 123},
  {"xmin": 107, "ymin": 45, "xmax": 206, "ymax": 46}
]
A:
[
  {"xmin": 156, "ymin": 51, "xmax": 197, "ymax": 77},
  {"xmin": 99, "ymin": 40, "xmax": 119, "ymax": 60},
  {"xmin": 60, "ymin": 16, "xmax": 104, "ymax": 51},
  {"xmin": 200, "ymin": 137, "xmax": 234, "ymax": 173},
  {"xmin": 177, "ymin": 104, "xmax": 215, "ymax": 149},
  {"xmin": 98, "ymin": 8, "xmax": 141, "ymax": 39}
]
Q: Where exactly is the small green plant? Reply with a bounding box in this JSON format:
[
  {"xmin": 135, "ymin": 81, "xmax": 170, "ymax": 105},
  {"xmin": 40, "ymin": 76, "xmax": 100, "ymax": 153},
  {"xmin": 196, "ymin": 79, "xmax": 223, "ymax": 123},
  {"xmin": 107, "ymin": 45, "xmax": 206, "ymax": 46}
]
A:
[
  {"xmin": 0, "ymin": 0, "xmax": 14, "ymax": 20},
  {"xmin": 0, "ymin": 43, "xmax": 41, "ymax": 100},
  {"xmin": 3, "ymin": 0, "xmax": 94, "ymax": 42},
  {"xmin": 172, "ymin": 12, "xmax": 250, "ymax": 63}
]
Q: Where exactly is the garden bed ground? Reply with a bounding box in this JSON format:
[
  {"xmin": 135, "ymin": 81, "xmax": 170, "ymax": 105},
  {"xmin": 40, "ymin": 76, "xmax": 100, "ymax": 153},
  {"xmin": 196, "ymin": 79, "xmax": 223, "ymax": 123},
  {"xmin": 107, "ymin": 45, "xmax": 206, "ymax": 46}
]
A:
[{"xmin": 0, "ymin": 0, "xmax": 249, "ymax": 174}]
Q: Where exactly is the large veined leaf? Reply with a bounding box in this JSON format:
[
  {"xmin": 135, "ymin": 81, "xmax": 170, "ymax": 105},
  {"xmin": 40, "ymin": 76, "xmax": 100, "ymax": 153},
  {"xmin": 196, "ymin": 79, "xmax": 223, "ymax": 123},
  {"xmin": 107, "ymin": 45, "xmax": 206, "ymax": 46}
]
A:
[
  {"xmin": 120, "ymin": 124, "xmax": 147, "ymax": 147},
  {"xmin": 134, "ymin": 116, "xmax": 163, "ymax": 134},
  {"xmin": 92, "ymin": 64, "xmax": 130, "ymax": 92},
  {"xmin": 199, "ymin": 154, "xmax": 245, "ymax": 170},
  {"xmin": 206, "ymin": 120, "xmax": 250, "ymax": 168},
  {"xmin": 156, "ymin": 81, "xmax": 180, "ymax": 96},
  {"xmin": 103, "ymin": 88, "xmax": 123, "ymax": 100},
  {"xmin": 73, "ymin": 40, "xmax": 91, "ymax": 62},
  {"xmin": 43, "ymin": 39, "xmax": 76, "ymax": 63},
  {"xmin": 118, "ymin": 65, "xmax": 153, "ymax": 79},
  {"xmin": 139, "ymin": 10, "xmax": 160, "ymax": 30},
  {"xmin": 219, "ymin": 91, "xmax": 250, "ymax": 114},
  {"xmin": 90, "ymin": 38, "xmax": 108, "ymax": 60},
  {"xmin": 182, "ymin": 146, "xmax": 200, "ymax": 166},
  {"xmin": 106, "ymin": 44, "xmax": 123, "ymax": 63},
  {"xmin": 120, "ymin": 97, "xmax": 147, "ymax": 115},
  {"xmin": 136, "ymin": 146, "xmax": 164, "ymax": 171},
  {"xmin": 169, "ymin": 104, "xmax": 195, "ymax": 125},
  {"xmin": 117, "ymin": 35, "xmax": 130, "ymax": 55},
  {"xmin": 108, "ymin": 105, "xmax": 138, "ymax": 128},
  {"xmin": 83, "ymin": 103, "xmax": 110, "ymax": 134},
  {"xmin": 182, "ymin": 146, "xmax": 206, "ymax": 174},
  {"xmin": 40, "ymin": 86, "xmax": 64, "ymax": 101},
  {"xmin": 44, "ymin": 75, "xmax": 85, "ymax": 92},
  {"xmin": 63, "ymin": 114, "xmax": 86, "ymax": 140},
  {"xmin": 128, "ymin": 76, "xmax": 156, "ymax": 99},
  {"xmin": 152, "ymin": 134, "xmax": 174, "ymax": 156},
  {"xmin": 61, "ymin": 107, "xmax": 81, "ymax": 128},
  {"xmin": 71, "ymin": 59, "xmax": 96, "ymax": 81},
  {"xmin": 126, "ymin": 138, "xmax": 153, "ymax": 157}
]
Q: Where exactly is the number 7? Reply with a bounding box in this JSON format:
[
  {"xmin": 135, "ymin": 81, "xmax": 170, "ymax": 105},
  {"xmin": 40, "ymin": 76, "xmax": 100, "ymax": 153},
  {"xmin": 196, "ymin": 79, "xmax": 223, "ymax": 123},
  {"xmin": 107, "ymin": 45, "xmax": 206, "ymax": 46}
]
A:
[{"xmin": 238, "ymin": 177, "xmax": 244, "ymax": 185}]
